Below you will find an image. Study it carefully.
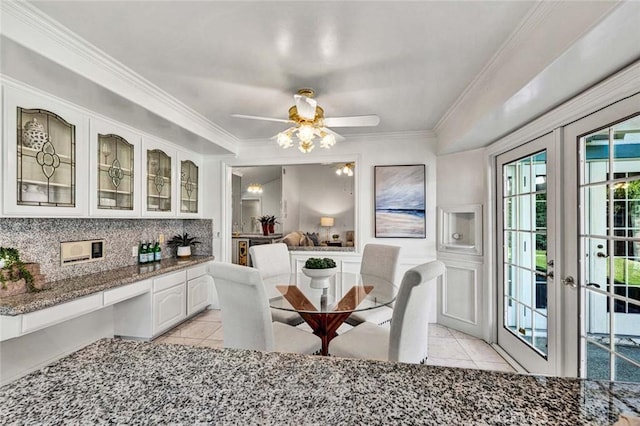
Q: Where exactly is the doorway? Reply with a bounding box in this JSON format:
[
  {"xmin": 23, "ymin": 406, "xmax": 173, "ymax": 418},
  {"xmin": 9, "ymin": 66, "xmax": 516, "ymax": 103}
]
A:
[
  {"xmin": 495, "ymin": 93, "xmax": 640, "ymax": 381},
  {"xmin": 564, "ymin": 93, "xmax": 640, "ymax": 382}
]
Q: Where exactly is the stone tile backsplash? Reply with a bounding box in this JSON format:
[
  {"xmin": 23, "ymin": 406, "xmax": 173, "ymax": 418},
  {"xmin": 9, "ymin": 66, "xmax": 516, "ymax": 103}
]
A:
[{"xmin": 0, "ymin": 218, "xmax": 213, "ymax": 282}]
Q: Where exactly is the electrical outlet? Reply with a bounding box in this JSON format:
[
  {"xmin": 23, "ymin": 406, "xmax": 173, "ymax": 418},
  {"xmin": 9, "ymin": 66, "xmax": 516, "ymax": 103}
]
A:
[
  {"xmin": 159, "ymin": 233, "xmax": 165, "ymax": 244},
  {"xmin": 132, "ymin": 246, "xmax": 138, "ymax": 257}
]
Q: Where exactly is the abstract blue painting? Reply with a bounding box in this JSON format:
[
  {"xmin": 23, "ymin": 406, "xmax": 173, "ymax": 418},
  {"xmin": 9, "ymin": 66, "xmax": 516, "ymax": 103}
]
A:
[{"xmin": 375, "ymin": 165, "xmax": 426, "ymax": 238}]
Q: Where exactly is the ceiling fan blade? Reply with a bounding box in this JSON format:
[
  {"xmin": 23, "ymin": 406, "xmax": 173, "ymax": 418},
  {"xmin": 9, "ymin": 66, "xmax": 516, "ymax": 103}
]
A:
[
  {"xmin": 269, "ymin": 127, "xmax": 297, "ymax": 140},
  {"xmin": 323, "ymin": 115, "xmax": 380, "ymax": 127},
  {"xmin": 294, "ymin": 94, "xmax": 317, "ymax": 120},
  {"xmin": 231, "ymin": 114, "xmax": 291, "ymax": 124},
  {"xmin": 321, "ymin": 127, "xmax": 345, "ymax": 142}
]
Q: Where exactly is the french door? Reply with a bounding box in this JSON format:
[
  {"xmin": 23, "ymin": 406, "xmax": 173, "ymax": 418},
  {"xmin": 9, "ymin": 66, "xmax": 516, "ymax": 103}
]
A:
[
  {"xmin": 497, "ymin": 132, "xmax": 559, "ymax": 375},
  {"xmin": 496, "ymin": 93, "xmax": 640, "ymax": 379},
  {"xmin": 564, "ymin": 93, "xmax": 640, "ymax": 382}
]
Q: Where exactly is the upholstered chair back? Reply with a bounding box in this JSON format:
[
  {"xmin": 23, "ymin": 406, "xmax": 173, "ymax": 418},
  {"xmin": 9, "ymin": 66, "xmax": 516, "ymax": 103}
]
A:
[
  {"xmin": 208, "ymin": 262, "xmax": 275, "ymax": 351},
  {"xmin": 249, "ymin": 243, "xmax": 291, "ymax": 279},
  {"xmin": 360, "ymin": 244, "xmax": 401, "ymax": 283},
  {"xmin": 388, "ymin": 260, "xmax": 446, "ymax": 363}
]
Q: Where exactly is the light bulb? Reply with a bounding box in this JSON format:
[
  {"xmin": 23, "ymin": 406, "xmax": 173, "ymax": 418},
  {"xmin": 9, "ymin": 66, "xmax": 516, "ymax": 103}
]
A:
[
  {"xmin": 336, "ymin": 169, "xmax": 342, "ymax": 176},
  {"xmin": 298, "ymin": 123, "xmax": 315, "ymax": 142},
  {"xmin": 277, "ymin": 132, "xmax": 293, "ymax": 148},
  {"xmin": 321, "ymin": 133, "xmax": 336, "ymax": 148}
]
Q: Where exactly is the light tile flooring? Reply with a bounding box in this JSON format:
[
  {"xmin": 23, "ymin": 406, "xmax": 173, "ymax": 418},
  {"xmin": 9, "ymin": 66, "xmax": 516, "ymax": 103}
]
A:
[{"xmin": 154, "ymin": 309, "xmax": 516, "ymax": 373}]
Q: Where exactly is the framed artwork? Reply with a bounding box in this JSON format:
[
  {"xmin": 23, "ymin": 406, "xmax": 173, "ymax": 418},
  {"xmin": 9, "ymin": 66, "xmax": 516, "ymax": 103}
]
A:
[{"xmin": 374, "ymin": 164, "xmax": 426, "ymax": 238}]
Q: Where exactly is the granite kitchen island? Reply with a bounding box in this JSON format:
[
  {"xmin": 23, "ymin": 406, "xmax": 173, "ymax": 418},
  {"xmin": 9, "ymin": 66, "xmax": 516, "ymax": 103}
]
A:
[{"xmin": 1, "ymin": 339, "xmax": 638, "ymax": 424}]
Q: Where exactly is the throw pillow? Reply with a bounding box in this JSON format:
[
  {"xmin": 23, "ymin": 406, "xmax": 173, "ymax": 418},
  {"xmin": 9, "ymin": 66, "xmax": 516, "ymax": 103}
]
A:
[{"xmin": 306, "ymin": 232, "xmax": 320, "ymax": 246}]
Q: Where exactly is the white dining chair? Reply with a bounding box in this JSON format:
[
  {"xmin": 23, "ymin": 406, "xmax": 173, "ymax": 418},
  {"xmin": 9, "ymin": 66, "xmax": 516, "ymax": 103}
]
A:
[
  {"xmin": 330, "ymin": 260, "xmax": 446, "ymax": 364},
  {"xmin": 346, "ymin": 243, "xmax": 401, "ymax": 326},
  {"xmin": 208, "ymin": 261, "xmax": 320, "ymax": 355},
  {"xmin": 249, "ymin": 243, "xmax": 304, "ymax": 326}
]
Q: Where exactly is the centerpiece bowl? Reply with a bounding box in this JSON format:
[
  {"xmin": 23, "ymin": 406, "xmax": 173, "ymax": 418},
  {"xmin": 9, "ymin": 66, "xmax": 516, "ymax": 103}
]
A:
[{"xmin": 302, "ymin": 267, "xmax": 338, "ymax": 288}]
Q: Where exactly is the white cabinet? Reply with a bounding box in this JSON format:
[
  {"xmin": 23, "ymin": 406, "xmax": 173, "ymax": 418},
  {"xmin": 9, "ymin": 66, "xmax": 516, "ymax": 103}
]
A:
[
  {"xmin": 151, "ymin": 269, "xmax": 187, "ymax": 335},
  {"xmin": 2, "ymin": 84, "xmax": 89, "ymax": 217},
  {"xmin": 152, "ymin": 284, "xmax": 187, "ymax": 335},
  {"xmin": 143, "ymin": 138, "xmax": 176, "ymax": 217},
  {"xmin": 89, "ymin": 118, "xmax": 142, "ymax": 217},
  {"xmin": 187, "ymin": 274, "xmax": 212, "ymax": 316}
]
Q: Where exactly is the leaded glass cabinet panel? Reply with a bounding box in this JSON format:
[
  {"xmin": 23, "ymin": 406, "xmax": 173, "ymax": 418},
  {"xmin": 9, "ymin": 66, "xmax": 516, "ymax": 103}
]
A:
[
  {"xmin": 181, "ymin": 160, "xmax": 199, "ymax": 214},
  {"xmin": 147, "ymin": 149, "xmax": 171, "ymax": 212},
  {"xmin": 17, "ymin": 107, "xmax": 75, "ymax": 206},
  {"xmin": 98, "ymin": 134, "xmax": 134, "ymax": 210}
]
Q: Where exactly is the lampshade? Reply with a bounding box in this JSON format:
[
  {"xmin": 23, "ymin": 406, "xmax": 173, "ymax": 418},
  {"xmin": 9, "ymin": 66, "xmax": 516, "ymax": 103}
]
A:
[{"xmin": 320, "ymin": 217, "xmax": 334, "ymax": 227}]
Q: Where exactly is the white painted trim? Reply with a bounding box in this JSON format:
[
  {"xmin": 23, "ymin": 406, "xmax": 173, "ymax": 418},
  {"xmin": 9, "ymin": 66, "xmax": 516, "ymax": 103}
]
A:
[{"xmin": 0, "ymin": 1, "xmax": 238, "ymax": 154}]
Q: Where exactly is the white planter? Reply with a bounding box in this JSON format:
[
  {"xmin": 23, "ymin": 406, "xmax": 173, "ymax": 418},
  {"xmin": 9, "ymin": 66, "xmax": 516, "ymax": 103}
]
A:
[
  {"xmin": 302, "ymin": 267, "xmax": 337, "ymax": 289},
  {"xmin": 177, "ymin": 246, "xmax": 191, "ymax": 258}
]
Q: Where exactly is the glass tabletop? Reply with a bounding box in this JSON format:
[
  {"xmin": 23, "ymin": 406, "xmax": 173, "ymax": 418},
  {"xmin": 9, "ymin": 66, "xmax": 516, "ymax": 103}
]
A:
[{"xmin": 264, "ymin": 272, "xmax": 396, "ymax": 314}]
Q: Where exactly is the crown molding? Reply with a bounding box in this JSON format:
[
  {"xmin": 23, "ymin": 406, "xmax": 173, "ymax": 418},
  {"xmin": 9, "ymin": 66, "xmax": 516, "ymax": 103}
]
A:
[
  {"xmin": 0, "ymin": 0, "xmax": 238, "ymax": 153},
  {"xmin": 434, "ymin": 1, "xmax": 558, "ymax": 133}
]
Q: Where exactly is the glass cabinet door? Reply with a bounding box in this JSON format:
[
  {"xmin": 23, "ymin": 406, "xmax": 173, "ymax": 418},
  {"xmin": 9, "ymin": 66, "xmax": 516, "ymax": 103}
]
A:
[
  {"xmin": 98, "ymin": 134, "xmax": 134, "ymax": 210},
  {"xmin": 180, "ymin": 160, "xmax": 199, "ymax": 214},
  {"xmin": 17, "ymin": 107, "xmax": 75, "ymax": 206},
  {"xmin": 147, "ymin": 149, "xmax": 172, "ymax": 212}
]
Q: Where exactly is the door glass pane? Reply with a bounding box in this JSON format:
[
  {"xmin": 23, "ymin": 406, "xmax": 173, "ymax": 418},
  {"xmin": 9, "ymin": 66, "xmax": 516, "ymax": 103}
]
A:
[
  {"xmin": 580, "ymin": 113, "xmax": 640, "ymax": 382},
  {"xmin": 98, "ymin": 134, "xmax": 134, "ymax": 210},
  {"xmin": 180, "ymin": 160, "xmax": 198, "ymax": 213},
  {"xmin": 17, "ymin": 107, "xmax": 76, "ymax": 206},
  {"xmin": 502, "ymin": 150, "xmax": 548, "ymax": 357},
  {"xmin": 147, "ymin": 149, "xmax": 171, "ymax": 212}
]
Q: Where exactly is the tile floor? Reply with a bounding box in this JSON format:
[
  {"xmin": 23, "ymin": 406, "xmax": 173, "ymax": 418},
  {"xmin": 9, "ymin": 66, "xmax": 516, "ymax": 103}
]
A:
[{"xmin": 154, "ymin": 309, "xmax": 516, "ymax": 373}]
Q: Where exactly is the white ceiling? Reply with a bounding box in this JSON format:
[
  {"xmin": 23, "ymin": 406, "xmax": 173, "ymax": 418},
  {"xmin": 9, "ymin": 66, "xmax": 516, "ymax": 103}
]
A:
[{"xmin": 4, "ymin": 1, "xmax": 638, "ymax": 154}]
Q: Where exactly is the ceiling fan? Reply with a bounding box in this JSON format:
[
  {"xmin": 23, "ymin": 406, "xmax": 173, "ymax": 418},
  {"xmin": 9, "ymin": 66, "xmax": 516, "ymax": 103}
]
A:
[{"xmin": 232, "ymin": 88, "xmax": 380, "ymax": 153}]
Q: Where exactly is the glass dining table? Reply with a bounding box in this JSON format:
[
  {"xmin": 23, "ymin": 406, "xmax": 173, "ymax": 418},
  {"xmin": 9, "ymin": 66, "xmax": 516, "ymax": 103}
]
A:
[{"xmin": 264, "ymin": 272, "xmax": 397, "ymax": 356}]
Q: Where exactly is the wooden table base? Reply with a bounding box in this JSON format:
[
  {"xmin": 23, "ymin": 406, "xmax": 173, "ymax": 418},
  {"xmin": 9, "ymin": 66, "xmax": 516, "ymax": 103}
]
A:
[{"xmin": 276, "ymin": 285, "xmax": 373, "ymax": 356}]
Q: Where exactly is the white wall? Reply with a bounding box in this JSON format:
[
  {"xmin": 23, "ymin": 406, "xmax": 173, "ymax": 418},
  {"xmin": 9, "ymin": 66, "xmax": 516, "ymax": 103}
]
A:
[{"xmin": 436, "ymin": 148, "xmax": 488, "ymax": 340}]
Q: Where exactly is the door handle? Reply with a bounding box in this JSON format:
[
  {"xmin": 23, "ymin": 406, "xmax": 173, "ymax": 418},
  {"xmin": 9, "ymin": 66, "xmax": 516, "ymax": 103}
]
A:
[
  {"xmin": 587, "ymin": 282, "xmax": 601, "ymax": 288},
  {"xmin": 562, "ymin": 276, "xmax": 577, "ymax": 288},
  {"xmin": 596, "ymin": 252, "xmax": 608, "ymax": 258}
]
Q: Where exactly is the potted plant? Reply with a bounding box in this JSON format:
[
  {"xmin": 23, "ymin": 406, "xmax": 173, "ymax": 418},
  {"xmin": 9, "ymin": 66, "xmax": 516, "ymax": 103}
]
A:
[
  {"xmin": 302, "ymin": 257, "xmax": 337, "ymax": 288},
  {"xmin": 257, "ymin": 215, "xmax": 271, "ymax": 236},
  {"xmin": 0, "ymin": 247, "xmax": 39, "ymax": 296},
  {"xmin": 267, "ymin": 215, "xmax": 279, "ymax": 234},
  {"xmin": 167, "ymin": 233, "xmax": 201, "ymax": 258}
]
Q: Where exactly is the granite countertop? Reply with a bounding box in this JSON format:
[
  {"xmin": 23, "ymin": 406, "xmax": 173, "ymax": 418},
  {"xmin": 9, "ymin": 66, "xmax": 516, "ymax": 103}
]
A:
[
  {"xmin": 232, "ymin": 234, "xmax": 283, "ymax": 239},
  {"xmin": 0, "ymin": 339, "xmax": 638, "ymax": 424},
  {"xmin": 0, "ymin": 256, "xmax": 214, "ymax": 316}
]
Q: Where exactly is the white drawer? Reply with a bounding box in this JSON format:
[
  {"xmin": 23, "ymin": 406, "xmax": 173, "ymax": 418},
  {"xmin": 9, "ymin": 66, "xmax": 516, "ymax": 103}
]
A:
[
  {"xmin": 153, "ymin": 270, "xmax": 186, "ymax": 293},
  {"xmin": 22, "ymin": 293, "xmax": 103, "ymax": 333},
  {"xmin": 187, "ymin": 264, "xmax": 208, "ymax": 280},
  {"xmin": 103, "ymin": 279, "xmax": 151, "ymax": 306}
]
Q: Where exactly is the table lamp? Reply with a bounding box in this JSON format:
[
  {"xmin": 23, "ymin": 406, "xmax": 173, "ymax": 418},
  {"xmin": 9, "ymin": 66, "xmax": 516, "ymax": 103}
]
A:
[{"xmin": 320, "ymin": 216, "xmax": 334, "ymax": 243}]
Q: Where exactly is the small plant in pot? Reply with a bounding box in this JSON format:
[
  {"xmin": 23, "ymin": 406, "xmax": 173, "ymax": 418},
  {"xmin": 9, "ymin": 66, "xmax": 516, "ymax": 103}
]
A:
[
  {"xmin": 167, "ymin": 233, "xmax": 201, "ymax": 258},
  {"xmin": 0, "ymin": 247, "xmax": 37, "ymax": 294},
  {"xmin": 302, "ymin": 257, "xmax": 337, "ymax": 288}
]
